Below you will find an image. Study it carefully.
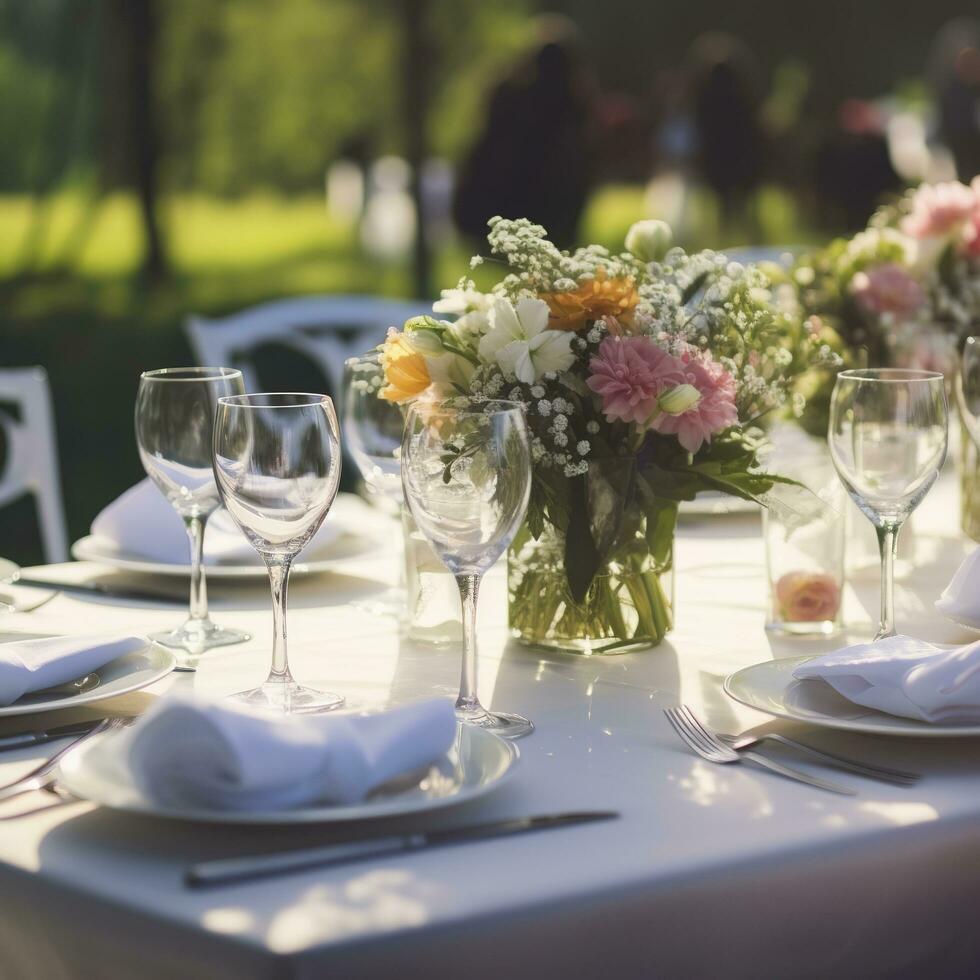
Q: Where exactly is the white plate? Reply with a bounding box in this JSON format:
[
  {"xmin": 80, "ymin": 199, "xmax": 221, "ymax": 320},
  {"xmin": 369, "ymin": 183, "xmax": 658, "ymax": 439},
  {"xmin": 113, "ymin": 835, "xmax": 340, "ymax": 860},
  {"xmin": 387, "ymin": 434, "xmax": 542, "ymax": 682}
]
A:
[
  {"xmin": 0, "ymin": 644, "xmax": 176, "ymax": 717},
  {"xmin": 679, "ymin": 493, "xmax": 760, "ymax": 518},
  {"xmin": 71, "ymin": 531, "xmax": 384, "ymax": 579},
  {"xmin": 725, "ymin": 655, "xmax": 980, "ymax": 737},
  {"xmin": 58, "ymin": 723, "xmax": 518, "ymax": 824}
]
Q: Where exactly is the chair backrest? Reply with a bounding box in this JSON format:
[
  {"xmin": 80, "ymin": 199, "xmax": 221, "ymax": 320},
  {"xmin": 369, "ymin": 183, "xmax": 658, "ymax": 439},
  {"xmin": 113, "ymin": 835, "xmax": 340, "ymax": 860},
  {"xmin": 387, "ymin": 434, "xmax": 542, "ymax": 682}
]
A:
[
  {"xmin": 0, "ymin": 367, "xmax": 68, "ymax": 563},
  {"xmin": 184, "ymin": 295, "xmax": 430, "ymax": 398},
  {"xmin": 724, "ymin": 245, "xmax": 804, "ymax": 268}
]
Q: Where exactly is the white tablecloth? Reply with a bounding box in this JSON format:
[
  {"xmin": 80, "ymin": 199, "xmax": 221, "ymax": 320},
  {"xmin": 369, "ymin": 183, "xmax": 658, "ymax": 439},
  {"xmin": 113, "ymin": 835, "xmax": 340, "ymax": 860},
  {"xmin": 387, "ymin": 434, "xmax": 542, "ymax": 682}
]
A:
[{"xmin": 2, "ymin": 475, "xmax": 980, "ymax": 979}]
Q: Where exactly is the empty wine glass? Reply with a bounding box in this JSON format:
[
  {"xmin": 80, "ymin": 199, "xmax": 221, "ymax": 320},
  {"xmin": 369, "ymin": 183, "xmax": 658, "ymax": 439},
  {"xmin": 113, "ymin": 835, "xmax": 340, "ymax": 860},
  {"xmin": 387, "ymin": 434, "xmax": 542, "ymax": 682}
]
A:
[
  {"xmin": 342, "ymin": 350, "xmax": 405, "ymax": 615},
  {"xmin": 829, "ymin": 369, "xmax": 948, "ymax": 639},
  {"xmin": 213, "ymin": 393, "xmax": 343, "ymax": 713},
  {"xmin": 401, "ymin": 400, "xmax": 533, "ymax": 738},
  {"xmin": 956, "ymin": 336, "xmax": 980, "ymax": 446},
  {"xmin": 135, "ymin": 367, "xmax": 249, "ymax": 664}
]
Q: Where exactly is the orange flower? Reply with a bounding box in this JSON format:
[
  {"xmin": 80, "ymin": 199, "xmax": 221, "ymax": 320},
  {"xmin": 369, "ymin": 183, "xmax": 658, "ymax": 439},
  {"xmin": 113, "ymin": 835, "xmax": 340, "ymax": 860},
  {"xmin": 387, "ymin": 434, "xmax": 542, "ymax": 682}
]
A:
[
  {"xmin": 542, "ymin": 267, "xmax": 640, "ymax": 331},
  {"xmin": 380, "ymin": 330, "xmax": 431, "ymax": 402}
]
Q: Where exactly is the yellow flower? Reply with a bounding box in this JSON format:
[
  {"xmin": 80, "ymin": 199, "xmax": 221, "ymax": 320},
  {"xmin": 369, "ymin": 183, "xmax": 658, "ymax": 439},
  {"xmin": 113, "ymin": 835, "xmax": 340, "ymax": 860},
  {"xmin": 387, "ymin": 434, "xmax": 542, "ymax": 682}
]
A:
[
  {"xmin": 380, "ymin": 329, "xmax": 431, "ymax": 402},
  {"xmin": 542, "ymin": 267, "xmax": 640, "ymax": 331}
]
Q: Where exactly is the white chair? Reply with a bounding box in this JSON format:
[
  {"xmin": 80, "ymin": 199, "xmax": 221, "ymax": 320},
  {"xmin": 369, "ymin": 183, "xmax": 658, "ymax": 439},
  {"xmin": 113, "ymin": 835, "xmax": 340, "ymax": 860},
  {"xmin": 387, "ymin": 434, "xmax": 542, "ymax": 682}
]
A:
[
  {"xmin": 184, "ymin": 295, "xmax": 429, "ymax": 397},
  {"xmin": 0, "ymin": 367, "xmax": 69, "ymax": 562}
]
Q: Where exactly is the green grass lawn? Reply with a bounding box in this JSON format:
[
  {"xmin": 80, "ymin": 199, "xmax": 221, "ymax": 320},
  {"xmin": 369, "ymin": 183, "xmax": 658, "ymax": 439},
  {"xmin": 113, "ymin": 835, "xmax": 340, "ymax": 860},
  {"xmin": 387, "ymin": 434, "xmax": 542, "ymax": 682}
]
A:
[{"xmin": 0, "ymin": 185, "xmax": 816, "ymax": 565}]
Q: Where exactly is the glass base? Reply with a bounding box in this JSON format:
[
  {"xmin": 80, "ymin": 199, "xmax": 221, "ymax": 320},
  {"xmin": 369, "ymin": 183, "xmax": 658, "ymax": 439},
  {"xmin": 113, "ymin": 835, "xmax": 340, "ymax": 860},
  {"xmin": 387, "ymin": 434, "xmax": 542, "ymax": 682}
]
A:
[
  {"xmin": 766, "ymin": 619, "xmax": 840, "ymax": 637},
  {"xmin": 149, "ymin": 618, "xmax": 250, "ymax": 668},
  {"xmin": 234, "ymin": 679, "xmax": 345, "ymax": 714},
  {"xmin": 457, "ymin": 706, "xmax": 534, "ymax": 739}
]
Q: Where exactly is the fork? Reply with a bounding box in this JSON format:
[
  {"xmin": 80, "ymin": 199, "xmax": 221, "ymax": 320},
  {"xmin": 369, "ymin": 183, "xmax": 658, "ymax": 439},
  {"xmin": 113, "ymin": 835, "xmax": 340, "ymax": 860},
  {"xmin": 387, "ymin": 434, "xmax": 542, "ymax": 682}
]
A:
[
  {"xmin": 718, "ymin": 732, "xmax": 919, "ymax": 786},
  {"xmin": 664, "ymin": 706, "xmax": 855, "ymax": 796},
  {"xmin": 0, "ymin": 717, "xmax": 126, "ymax": 803}
]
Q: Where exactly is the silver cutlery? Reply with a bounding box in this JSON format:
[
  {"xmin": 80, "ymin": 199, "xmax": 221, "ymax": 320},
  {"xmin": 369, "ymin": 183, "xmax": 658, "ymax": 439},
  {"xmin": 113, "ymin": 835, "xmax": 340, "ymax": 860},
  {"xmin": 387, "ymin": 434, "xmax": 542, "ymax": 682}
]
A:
[
  {"xmin": 718, "ymin": 732, "xmax": 919, "ymax": 786},
  {"xmin": 186, "ymin": 811, "xmax": 620, "ymax": 888},
  {"xmin": 0, "ymin": 719, "xmax": 107, "ymax": 752},
  {"xmin": 0, "ymin": 717, "xmax": 127, "ymax": 802},
  {"xmin": 664, "ymin": 706, "xmax": 855, "ymax": 796},
  {"xmin": 7, "ymin": 577, "xmax": 187, "ymax": 606}
]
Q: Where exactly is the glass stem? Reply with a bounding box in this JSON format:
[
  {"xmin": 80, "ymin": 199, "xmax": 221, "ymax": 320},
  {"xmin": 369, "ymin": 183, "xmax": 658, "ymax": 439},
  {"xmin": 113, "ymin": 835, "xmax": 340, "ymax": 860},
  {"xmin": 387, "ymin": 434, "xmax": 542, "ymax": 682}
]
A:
[
  {"xmin": 265, "ymin": 557, "xmax": 294, "ymax": 684},
  {"xmin": 184, "ymin": 515, "xmax": 209, "ymax": 623},
  {"xmin": 875, "ymin": 524, "xmax": 900, "ymax": 640},
  {"xmin": 455, "ymin": 572, "xmax": 483, "ymax": 715}
]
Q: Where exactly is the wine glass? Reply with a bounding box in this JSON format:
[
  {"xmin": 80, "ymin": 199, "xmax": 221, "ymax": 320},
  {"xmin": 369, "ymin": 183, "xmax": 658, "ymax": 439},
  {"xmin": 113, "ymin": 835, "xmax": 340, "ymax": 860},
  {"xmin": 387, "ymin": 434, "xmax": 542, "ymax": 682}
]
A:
[
  {"xmin": 212, "ymin": 393, "xmax": 343, "ymax": 713},
  {"xmin": 135, "ymin": 367, "xmax": 249, "ymax": 663},
  {"xmin": 956, "ymin": 335, "xmax": 980, "ymax": 446},
  {"xmin": 401, "ymin": 400, "xmax": 533, "ymax": 738},
  {"xmin": 829, "ymin": 369, "xmax": 948, "ymax": 639},
  {"xmin": 342, "ymin": 350, "xmax": 405, "ymax": 615}
]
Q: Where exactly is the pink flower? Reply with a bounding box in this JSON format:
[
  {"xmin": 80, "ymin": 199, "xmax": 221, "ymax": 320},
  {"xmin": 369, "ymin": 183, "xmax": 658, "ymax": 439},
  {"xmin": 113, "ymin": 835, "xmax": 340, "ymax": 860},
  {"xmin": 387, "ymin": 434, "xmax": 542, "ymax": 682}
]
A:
[
  {"xmin": 650, "ymin": 346, "xmax": 738, "ymax": 453},
  {"xmin": 961, "ymin": 178, "xmax": 980, "ymax": 258},
  {"xmin": 901, "ymin": 181, "xmax": 977, "ymax": 240},
  {"xmin": 775, "ymin": 571, "xmax": 841, "ymax": 623},
  {"xmin": 851, "ymin": 263, "xmax": 925, "ymax": 317},
  {"xmin": 586, "ymin": 336, "xmax": 686, "ymax": 425}
]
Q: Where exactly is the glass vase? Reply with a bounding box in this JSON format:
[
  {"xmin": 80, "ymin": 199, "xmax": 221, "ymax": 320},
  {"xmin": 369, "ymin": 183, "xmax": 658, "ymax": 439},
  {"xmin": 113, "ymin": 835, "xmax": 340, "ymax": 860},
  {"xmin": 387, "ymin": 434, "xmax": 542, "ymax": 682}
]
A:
[
  {"xmin": 402, "ymin": 509, "xmax": 462, "ymax": 645},
  {"xmin": 960, "ymin": 418, "xmax": 980, "ymax": 543},
  {"xmin": 507, "ymin": 519, "xmax": 674, "ymax": 655}
]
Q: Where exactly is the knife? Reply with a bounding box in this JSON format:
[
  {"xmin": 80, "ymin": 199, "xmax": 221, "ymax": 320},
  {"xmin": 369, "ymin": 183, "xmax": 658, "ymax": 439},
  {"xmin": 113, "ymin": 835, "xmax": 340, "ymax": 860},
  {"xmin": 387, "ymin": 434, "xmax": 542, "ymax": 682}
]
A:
[
  {"xmin": 0, "ymin": 719, "xmax": 106, "ymax": 751},
  {"xmin": 186, "ymin": 810, "xmax": 619, "ymax": 888},
  {"xmin": 7, "ymin": 577, "xmax": 186, "ymax": 605}
]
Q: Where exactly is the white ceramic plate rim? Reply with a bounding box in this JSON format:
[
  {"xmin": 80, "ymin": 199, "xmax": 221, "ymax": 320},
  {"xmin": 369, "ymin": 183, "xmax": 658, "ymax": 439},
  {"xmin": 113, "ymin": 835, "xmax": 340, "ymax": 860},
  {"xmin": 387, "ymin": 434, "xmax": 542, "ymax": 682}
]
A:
[
  {"xmin": 71, "ymin": 533, "xmax": 385, "ymax": 579},
  {"xmin": 0, "ymin": 644, "xmax": 176, "ymax": 717},
  {"xmin": 725, "ymin": 655, "xmax": 980, "ymax": 737},
  {"xmin": 57, "ymin": 725, "xmax": 520, "ymax": 824}
]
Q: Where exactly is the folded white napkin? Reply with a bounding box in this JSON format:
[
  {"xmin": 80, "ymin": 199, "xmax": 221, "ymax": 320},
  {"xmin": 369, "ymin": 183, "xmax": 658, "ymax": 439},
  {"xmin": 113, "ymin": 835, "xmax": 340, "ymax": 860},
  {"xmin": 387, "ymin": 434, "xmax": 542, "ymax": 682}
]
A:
[
  {"xmin": 108, "ymin": 694, "xmax": 457, "ymax": 811},
  {"xmin": 92, "ymin": 478, "xmax": 342, "ymax": 565},
  {"xmin": 936, "ymin": 547, "xmax": 980, "ymax": 626},
  {"xmin": 793, "ymin": 634, "xmax": 980, "ymax": 723},
  {"xmin": 0, "ymin": 633, "xmax": 146, "ymax": 707}
]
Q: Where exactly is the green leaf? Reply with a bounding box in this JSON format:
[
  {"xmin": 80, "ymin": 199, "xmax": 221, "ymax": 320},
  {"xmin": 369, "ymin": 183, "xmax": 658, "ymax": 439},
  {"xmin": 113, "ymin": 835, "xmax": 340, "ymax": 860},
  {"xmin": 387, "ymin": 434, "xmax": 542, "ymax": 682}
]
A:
[
  {"xmin": 681, "ymin": 270, "xmax": 710, "ymax": 305},
  {"xmin": 564, "ymin": 475, "xmax": 601, "ymax": 603}
]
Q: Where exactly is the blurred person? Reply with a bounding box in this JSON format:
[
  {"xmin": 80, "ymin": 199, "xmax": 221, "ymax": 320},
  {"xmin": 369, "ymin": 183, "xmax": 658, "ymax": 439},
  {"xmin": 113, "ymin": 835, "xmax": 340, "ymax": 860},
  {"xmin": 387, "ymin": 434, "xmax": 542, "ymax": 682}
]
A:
[
  {"xmin": 453, "ymin": 15, "xmax": 595, "ymax": 249},
  {"xmin": 687, "ymin": 33, "xmax": 766, "ymax": 231},
  {"xmin": 814, "ymin": 99, "xmax": 901, "ymax": 232},
  {"xmin": 929, "ymin": 18, "xmax": 980, "ymax": 182}
]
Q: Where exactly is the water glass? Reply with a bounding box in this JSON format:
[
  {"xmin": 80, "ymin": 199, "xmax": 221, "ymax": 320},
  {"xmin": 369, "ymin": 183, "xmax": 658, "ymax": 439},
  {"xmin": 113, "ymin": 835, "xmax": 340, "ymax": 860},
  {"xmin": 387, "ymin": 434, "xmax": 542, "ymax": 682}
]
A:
[
  {"xmin": 401, "ymin": 400, "xmax": 533, "ymax": 738},
  {"xmin": 829, "ymin": 369, "xmax": 947, "ymax": 639},
  {"xmin": 135, "ymin": 367, "xmax": 249, "ymax": 663},
  {"xmin": 213, "ymin": 393, "xmax": 343, "ymax": 713}
]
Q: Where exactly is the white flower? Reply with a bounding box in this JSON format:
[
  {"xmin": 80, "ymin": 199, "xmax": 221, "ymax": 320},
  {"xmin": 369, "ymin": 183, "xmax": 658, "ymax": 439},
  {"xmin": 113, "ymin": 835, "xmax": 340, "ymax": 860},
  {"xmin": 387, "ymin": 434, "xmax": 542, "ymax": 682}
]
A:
[
  {"xmin": 625, "ymin": 219, "xmax": 673, "ymax": 263},
  {"xmin": 433, "ymin": 287, "xmax": 492, "ymax": 317},
  {"xmin": 478, "ymin": 297, "xmax": 575, "ymax": 384}
]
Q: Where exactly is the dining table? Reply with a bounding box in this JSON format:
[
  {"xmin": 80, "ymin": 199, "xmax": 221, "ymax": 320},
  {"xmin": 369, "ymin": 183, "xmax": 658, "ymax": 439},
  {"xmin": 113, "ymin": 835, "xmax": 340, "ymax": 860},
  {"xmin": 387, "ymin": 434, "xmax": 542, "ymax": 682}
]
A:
[{"xmin": 2, "ymin": 469, "xmax": 980, "ymax": 980}]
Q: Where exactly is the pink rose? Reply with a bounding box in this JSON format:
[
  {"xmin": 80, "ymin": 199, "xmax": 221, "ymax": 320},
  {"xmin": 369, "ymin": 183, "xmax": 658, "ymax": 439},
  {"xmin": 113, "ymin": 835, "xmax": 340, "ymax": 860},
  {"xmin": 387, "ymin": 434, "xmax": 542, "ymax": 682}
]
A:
[
  {"xmin": 961, "ymin": 179, "xmax": 980, "ymax": 258},
  {"xmin": 649, "ymin": 346, "xmax": 738, "ymax": 453},
  {"xmin": 587, "ymin": 336, "xmax": 686, "ymax": 424},
  {"xmin": 775, "ymin": 571, "xmax": 841, "ymax": 623},
  {"xmin": 901, "ymin": 181, "xmax": 977, "ymax": 240},
  {"xmin": 851, "ymin": 263, "xmax": 925, "ymax": 317}
]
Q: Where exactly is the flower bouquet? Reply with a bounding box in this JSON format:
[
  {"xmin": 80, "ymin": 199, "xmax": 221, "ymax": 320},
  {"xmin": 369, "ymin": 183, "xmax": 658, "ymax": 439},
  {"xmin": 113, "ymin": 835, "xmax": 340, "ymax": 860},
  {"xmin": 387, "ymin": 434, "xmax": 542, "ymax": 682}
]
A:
[
  {"xmin": 782, "ymin": 178, "xmax": 980, "ymax": 534},
  {"xmin": 784, "ymin": 178, "xmax": 980, "ymax": 371},
  {"xmin": 379, "ymin": 218, "xmax": 834, "ymax": 653}
]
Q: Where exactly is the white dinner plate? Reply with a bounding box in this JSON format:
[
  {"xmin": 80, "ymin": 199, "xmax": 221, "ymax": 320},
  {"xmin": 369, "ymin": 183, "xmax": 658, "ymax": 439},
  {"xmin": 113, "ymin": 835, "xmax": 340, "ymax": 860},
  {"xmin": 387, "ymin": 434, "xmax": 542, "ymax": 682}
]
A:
[
  {"xmin": 0, "ymin": 643, "xmax": 176, "ymax": 717},
  {"xmin": 71, "ymin": 530, "xmax": 385, "ymax": 580},
  {"xmin": 725, "ymin": 655, "xmax": 980, "ymax": 737},
  {"xmin": 58, "ymin": 723, "xmax": 519, "ymax": 824}
]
